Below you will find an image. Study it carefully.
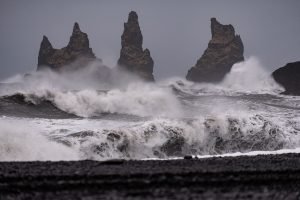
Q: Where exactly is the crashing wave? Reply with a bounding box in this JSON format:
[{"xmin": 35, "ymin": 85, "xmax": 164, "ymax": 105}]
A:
[
  {"xmin": 0, "ymin": 82, "xmax": 182, "ymax": 118},
  {"xmin": 0, "ymin": 57, "xmax": 298, "ymax": 161},
  {"xmin": 39, "ymin": 114, "xmax": 300, "ymax": 160},
  {"xmin": 0, "ymin": 93, "xmax": 77, "ymax": 119}
]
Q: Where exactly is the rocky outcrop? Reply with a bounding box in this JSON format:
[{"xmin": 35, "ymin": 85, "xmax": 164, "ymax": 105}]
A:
[
  {"xmin": 186, "ymin": 18, "xmax": 244, "ymax": 83},
  {"xmin": 272, "ymin": 61, "xmax": 300, "ymax": 95},
  {"xmin": 117, "ymin": 11, "xmax": 154, "ymax": 81},
  {"xmin": 37, "ymin": 22, "xmax": 98, "ymax": 71}
]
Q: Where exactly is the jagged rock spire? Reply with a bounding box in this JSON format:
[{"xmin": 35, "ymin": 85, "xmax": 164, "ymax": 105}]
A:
[
  {"xmin": 38, "ymin": 36, "xmax": 54, "ymax": 70},
  {"xmin": 41, "ymin": 35, "xmax": 53, "ymax": 50},
  {"xmin": 210, "ymin": 18, "xmax": 235, "ymax": 43},
  {"xmin": 121, "ymin": 11, "xmax": 143, "ymax": 49},
  {"xmin": 117, "ymin": 11, "xmax": 154, "ymax": 81},
  {"xmin": 73, "ymin": 22, "xmax": 80, "ymax": 33},
  {"xmin": 186, "ymin": 18, "xmax": 244, "ymax": 83},
  {"xmin": 37, "ymin": 22, "xmax": 96, "ymax": 70},
  {"xmin": 67, "ymin": 22, "xmax": 90, "ymax": 51}
]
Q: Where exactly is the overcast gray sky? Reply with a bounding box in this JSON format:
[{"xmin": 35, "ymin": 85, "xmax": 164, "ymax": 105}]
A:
[{"xmin": 0, "ymin": 0, "xmax": 299, "ymax": 80}]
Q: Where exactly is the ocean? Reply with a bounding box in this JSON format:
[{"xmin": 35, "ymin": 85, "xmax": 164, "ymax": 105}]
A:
[{"xmin": 1, "ymin": 57, "xmax": 300, "ymax": 161}]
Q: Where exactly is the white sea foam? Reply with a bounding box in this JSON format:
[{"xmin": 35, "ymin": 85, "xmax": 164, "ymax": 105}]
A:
[
  {"xmin": 143, "ymin": 148, "xmax": 300, "ymax": 161},
  {"xmin": 161, "ymin": 57, "xmax": 284, "ymax": 96},
  {"xmin": 221, "ymin": 57, "xmax": 283, "ymax": 93},
  {"xmin": 14, "ymin": 82, "xmax": 181, "ymax": 118},
  {"xmin": 0, "ymin": 119, "xmax": 78, "ymax": 161},
  {"xmin": 1, "ymin": 110, "xmax": 300, "ymax": 161},
  {"xmin": 0, "ymin": 56, "xmax": 299, "ymax": 161}
]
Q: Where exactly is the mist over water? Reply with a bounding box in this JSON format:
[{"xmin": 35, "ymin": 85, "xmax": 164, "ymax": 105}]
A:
[
  {"xmin": 0, "ymin": 120, "xmax": 78, "ymax": 161},
  {"xmin": 1, "ymin": 57, "xmax": 300, "ymax": 161},
  {"xmin": 221, "ymin": 57, "xmax": 282, "ymax": 93}
]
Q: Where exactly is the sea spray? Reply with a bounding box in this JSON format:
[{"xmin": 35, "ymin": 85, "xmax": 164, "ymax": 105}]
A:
[
  {"xmin": 160, "ymin": 57, "xmax": 283, "ymax": 96},
  {"xmin": 221, "ymin": 57, "xmax": 283, "ymax": 93},
  {"xmin": 50, "ymin": 83, "xmax": 182, "ymax": 117},
  {"xmin": 0, "ymin": 61, "xmax": 144, "ymax": 96},
  {"xmin": 2, "ymin": 83, "xmax": 182, "ymax": 118},
  {"xmin": 0, "ymin": 119, "xmax": 78, "ymax": 161},
  {"xmin": 0, "ymin": 57, "xmax": 299, "ymax": 161},
  {"xmin": 1, "ymin": 111, "xmax": 299, "ymax": 161}
]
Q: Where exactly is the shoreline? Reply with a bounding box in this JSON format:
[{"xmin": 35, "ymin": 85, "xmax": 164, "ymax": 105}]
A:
[{"xmin": 1, "ymin": 153, "xmax": 300, "ymax": 199}]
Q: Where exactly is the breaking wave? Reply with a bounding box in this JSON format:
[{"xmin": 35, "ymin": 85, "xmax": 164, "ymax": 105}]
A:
[
  {"xmin": 0, "ymin": 83, "xmax": 182, "ymax": 118},
  {"xmin": 1, "ymin": 56, "xmax": 300, "ymax": 161},
  {"xmin": 0, "ymin": 120, "xmax": 78, "ymax": 161},
  {"xmin": 1, "ymin": 112, "xmax": 300, "ymax": 161},
  {"xmin": 51, "ymin": 114, "xmax": 300, "ymax": 160}
]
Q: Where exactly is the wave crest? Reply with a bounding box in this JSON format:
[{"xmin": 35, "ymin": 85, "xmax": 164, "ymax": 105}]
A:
[
  {"xmin": 0, "ymin": 83, "xmax": 182, "ymax": 118},
  {"xmin": 45, "ymin": 114, "xmax": 299, "ymax": 160}
]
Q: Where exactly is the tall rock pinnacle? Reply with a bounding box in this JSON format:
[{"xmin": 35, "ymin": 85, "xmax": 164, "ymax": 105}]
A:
[
  {"xmin": 38, "ymin": 36, "xmax": 54, "ymax": 68},
  {"xmin": 67, "ymin": 22, "xmax": 91, "ymax": 52},
  {"xmin": 37, "ymin": 22, "xmax": 96, "ymax": 71},
  {"xmin": 186, "ymin": 18, "xmax": 244, "ymax": 83},
  {"xmin": 117, "ymin": 11, "xmax": 154, "ymax": 81}
]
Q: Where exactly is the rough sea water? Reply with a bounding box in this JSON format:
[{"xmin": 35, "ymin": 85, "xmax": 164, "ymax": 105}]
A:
[{"xmin": 1, "ymin": 57, "xmax": 300, "ymax": 161}]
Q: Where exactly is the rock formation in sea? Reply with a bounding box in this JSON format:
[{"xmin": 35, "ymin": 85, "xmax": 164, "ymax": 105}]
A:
[
  {"xmin": 186, "ymin": 18, "xmax": 244, "ymax": 83},
  {"xmin": 117, "ymin": 11, "xmax": 155, "ymax": 81},
  {"xmin": 272, "ymin": 61, "xmax": 300, "ymax": 95},
  {"xmin": 37, "ymin": 22, "xmax": 99, "ymax": 71}
]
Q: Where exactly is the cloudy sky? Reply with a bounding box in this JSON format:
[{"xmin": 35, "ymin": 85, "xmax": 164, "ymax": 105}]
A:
[{"xmin": 0, "ymin": 0, "xmax": 299, "ymax": 80}]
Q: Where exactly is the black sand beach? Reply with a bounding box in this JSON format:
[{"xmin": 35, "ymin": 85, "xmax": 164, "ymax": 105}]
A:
[{"xmin": 1, "ymin": 153, "xmax": 300, "ymax": 199}]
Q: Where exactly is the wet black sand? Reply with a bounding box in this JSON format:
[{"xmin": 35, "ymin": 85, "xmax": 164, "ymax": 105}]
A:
[{"xmin": 1, "ymin": 153, "xmax": 300, "ymax": 199}]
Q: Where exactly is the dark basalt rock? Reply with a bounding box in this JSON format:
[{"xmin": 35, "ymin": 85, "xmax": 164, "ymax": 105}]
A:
[
  {"xmin": 37, "ymin": 22, "xmax": 99, "ymax": 71},
  {"xmin": 117, "ymin": 11, "xmax": 154, "ymax": 81},
  {"xmin": 186, "ymin": 18, "xmax": 244, "ymax": 83},
  {"xmin": 272, "ymin": 61, "xmax": 300, "ymax": 95}
]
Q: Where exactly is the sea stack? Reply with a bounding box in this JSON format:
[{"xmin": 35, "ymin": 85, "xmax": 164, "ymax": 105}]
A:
[
  {"xmin": 37, "ymin": 22, "xmax": 98, "ymax": 71},
  {"xmin": 272, "ymin": 61, "xmax": 300, "ymax": 95},
  {"xmin": 186, "ymin": 18, "xmax": 244, "ymax": 83},
  {"xmin": 117, "ymin": 11, "xmax": 154, "ymax": 81}
]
